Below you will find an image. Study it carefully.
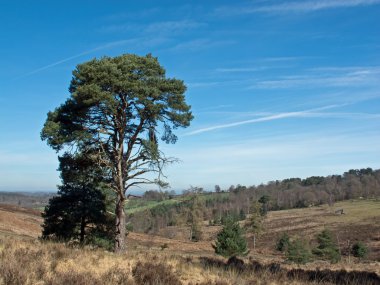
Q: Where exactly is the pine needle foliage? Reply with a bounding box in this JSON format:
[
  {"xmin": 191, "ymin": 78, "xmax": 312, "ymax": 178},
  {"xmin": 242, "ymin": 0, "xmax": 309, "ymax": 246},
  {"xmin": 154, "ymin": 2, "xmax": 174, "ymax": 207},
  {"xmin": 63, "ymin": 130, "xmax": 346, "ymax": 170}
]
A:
[
  {"xmin": 312, "ymin": 229, "xmax": 341, "ymax": 263},
  {"xmin": 213, "ymin": 216, "xmax": 248, "ymax": 258},
  {"xmin": 286, "ymin": 238, "xmax": 312, "ymax": 264}
]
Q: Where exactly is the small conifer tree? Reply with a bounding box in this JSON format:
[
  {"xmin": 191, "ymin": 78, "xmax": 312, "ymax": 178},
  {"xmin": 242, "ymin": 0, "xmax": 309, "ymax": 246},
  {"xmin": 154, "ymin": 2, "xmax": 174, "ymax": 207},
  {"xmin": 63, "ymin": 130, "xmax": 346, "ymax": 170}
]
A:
[
  {"xmin": 312, "ymin": 229, "xmax": 341, "ymax": 263},
  {"xmin": 352, "ymin": 242, "xmax": 368, "ymax": 259},
  {"xmin": 286, "ymin": 238, "xmax": 312, "ymax": 264},
  {"xmin": 213, "ymin": 216, "xmax": 248, "ymax": 258},
  {"xmin": 246, "ymin": 200, "xmax": 264, "ymax": 250},
  {"xmin": 276, "ymin": 233, "xmax": 290, "ymax": 252}
]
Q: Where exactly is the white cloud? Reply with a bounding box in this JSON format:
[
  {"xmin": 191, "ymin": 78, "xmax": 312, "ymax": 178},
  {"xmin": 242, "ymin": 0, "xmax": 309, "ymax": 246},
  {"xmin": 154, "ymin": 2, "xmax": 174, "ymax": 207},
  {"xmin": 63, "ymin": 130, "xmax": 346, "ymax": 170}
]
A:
[
  {"xmin": 164, "ymin": 130, "xmax": 380, "ymax": 188},
  {"xmin": 168, "ymin": 39, "xmax": 235, "ymax": 52},
  {"xmin": 250, "ymin": 66, "xmax": 380, "ymax": 89},
  {"xmin": 100, "ymin": 20, "xmax": 205, "ymax": 35},
  {"xmin": 216, "ymin": 0, "xmax": 380, "ymax": 16},
  {"xmin": 216, "ymin": 67, "xmax": 262, "ymax": 73},
  {"xmin": 256, "ymin": 0, "xmax": 380, "ymax": 13},
  {"xmin": 184, "ymin": 105, "xmax": 346, "ymax": 136},
  {"xmin": 145, "ymin": 20, "xmax": 205, "ymax": 34}
]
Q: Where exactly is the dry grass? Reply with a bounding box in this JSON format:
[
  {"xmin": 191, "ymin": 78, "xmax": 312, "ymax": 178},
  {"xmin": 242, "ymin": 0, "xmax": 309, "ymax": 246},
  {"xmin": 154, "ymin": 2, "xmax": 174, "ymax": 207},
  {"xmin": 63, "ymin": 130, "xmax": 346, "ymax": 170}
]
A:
[
  {"xmin": 0, "ymin": 201, "xmax": 379, "ymax": 284},
  {"xmin": 259, "ymin": 199, "xmax": 380, "ymax": 261},
  {"xmin": 0, "ymin": 204, "xmax": 42, "ymax": 238},
  {"xmin": 0, "ymin": 236, "xmax": 379, "ymax": 285}
]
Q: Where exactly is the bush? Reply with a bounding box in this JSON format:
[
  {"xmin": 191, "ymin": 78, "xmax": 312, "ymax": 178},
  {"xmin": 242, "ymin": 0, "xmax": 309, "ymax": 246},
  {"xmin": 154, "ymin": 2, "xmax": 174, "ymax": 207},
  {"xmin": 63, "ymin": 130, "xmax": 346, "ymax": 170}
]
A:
[
  {"xmin": 352, "ymin": 242, "xmax": 368, "ymax": 259},
  {"xmin": 101, "ymin": 267, "xmax": 134, "ymax": 284},
  {"xmin": 276, "ymin": 233, "xmax": 290, "ymax": 252},
  {"xmin": 312, "ymin": 229, "xmax": 341, "ymax": 263},
  {"xmin": 213, "ymin": 216, "xmax": 248, "ymax": 258},
  {"xmin": 86, "ymin": 224, "xmax": 115, "ymax": 251},
  {"xmin": 191, "ymin": 223, "xmax": 202, "ymax": 242},
  {"xmin": 126, "ymin": 222, "xmax": 134, "ymax": 232},
  {"xmin": 46, "ymin": 271, "xmax": 103, "ymax": 285},
  {"xmin": 239, "ymin": 209, "xmax": 246, "ymax": 220},
  {"xmin": 132, "ymin": 261, "xmax": 181, "ymax": 285},
  {"xmin": 286, "ymin": 238, "xmax": 312, "ymax": 264},
  {"xmin": 88, "ymin": 236, "xmax": 114, "ymax": 251}
]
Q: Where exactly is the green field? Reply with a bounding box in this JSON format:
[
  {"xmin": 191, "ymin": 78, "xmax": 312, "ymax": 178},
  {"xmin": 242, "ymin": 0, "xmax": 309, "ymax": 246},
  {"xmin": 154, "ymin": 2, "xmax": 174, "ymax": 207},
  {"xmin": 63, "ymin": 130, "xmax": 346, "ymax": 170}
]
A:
[{"xmin": 125, "ymin": 191, "xmax": 230, "ymax": 214}]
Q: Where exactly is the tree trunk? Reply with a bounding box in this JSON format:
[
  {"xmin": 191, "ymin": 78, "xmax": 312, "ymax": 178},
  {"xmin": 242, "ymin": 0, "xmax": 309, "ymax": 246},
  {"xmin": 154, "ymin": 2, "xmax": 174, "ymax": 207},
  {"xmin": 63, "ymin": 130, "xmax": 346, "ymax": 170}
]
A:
[
  {"xmin": 80, "ymin": 216, "xmax": 85, "ymax": 243},
  {"xmin": 115, "ymin": 195, "xmax": 126, "ymax": 253}
]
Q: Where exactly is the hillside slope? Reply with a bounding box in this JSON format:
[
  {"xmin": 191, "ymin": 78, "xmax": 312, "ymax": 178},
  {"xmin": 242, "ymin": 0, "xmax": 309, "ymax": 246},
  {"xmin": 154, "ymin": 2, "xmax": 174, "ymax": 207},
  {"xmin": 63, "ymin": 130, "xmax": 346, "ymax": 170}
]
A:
[
  {"xmin": 0, "ymin": 200, "xmax": 379, "ymax": 261},
  {"xmin": 0, "ymin": 204, "xmax": 42, "ymax": 238}
]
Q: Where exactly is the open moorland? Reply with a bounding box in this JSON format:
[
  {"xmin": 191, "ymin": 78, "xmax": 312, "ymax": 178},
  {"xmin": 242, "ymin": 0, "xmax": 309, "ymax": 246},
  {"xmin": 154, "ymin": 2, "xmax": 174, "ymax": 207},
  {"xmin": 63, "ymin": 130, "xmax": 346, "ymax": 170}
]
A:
[{"xmin": 0, "ymin": 200, "xmax": 379, "ymax": 284}]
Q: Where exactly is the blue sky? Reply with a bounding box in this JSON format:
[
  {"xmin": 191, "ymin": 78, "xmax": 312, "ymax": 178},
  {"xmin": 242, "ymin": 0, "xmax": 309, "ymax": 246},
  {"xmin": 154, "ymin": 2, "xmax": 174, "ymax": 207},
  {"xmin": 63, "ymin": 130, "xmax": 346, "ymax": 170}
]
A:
[{"xmin": 0, "ymin": 0, "xmax": 379, "ymax": 192}]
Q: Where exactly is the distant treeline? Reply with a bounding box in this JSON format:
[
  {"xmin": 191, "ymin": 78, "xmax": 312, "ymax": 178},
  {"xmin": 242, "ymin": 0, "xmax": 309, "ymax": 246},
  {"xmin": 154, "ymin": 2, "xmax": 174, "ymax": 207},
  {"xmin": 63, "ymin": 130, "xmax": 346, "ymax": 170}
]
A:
[
  {"xmin": 127, "ymin": 168, "xmax": 380, "ymax": 234},
  {"xmin": 0, "ymin": 192, "xmax": 55, "ymax": 208}
]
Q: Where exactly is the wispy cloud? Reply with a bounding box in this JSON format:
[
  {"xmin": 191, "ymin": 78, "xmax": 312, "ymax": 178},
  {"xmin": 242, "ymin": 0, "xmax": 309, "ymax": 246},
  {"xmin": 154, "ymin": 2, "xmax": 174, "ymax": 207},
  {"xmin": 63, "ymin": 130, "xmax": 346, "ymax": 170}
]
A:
[
  {"xmin": 196, "ymin": 104, "xmax": 234, "ymax": 112},
  {"xmin": 216, "ymin": 67, "xmax": 265, "ymax": 73},
  {"xmin": 187, "ymin": 81, "xmax": 224, "ymax": 88},
  {"xmin": 250, "ymin": 66, "xmax": 380, "ymax": 89},
  {"xmin": 165, "ymin": 129, "xmax": 380, "ymax": 188},
  {"xmin": 216, "ymin": 0, "xmax": 380, "ymax": 16},
  {"xmin": 145, "ymin": 20, "xmax": 205, "ymax": 34},
  {"xmin": 19, "ymin": 39, "xmax": 138, "ymax": 78},
  {"xmin": 215, "ymin": 56, "xmax": 309, "ymax": 73},
  {"xmin": 185, "ymin": 105, "xmax": 345, "ymax": 136},
  {"xmin": 19, "ymin": 37, "xmax": 172, "ymax": 78},
  {"xmin": 100, "ymin": 20, "xmax": 205, "ymax": 35},
  {"xmin": 168, "ymin": 39, "xmax": 235, "ymax": 52},
  {"xmin": 103, "ymin": 8, "xmax": 161, "ymax": 22}
]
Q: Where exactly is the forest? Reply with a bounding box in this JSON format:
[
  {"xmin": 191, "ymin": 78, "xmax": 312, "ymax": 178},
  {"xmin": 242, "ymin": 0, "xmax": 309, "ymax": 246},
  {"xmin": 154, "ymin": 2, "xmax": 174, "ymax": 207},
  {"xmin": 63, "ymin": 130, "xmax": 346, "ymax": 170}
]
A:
[{"xmin": 126, "ymin": 167, "xmax": 380, "ymax": 235}]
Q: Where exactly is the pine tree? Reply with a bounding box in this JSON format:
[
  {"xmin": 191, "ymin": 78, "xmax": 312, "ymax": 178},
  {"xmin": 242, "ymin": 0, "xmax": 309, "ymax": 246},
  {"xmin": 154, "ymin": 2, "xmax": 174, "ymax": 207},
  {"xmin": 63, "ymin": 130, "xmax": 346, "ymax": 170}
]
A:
[
  {"xmin": 276, "ymin": 233, "xmax": 290, "ymax": 252},
  {"xmin": 213, "ymin": 216, "xmax": 248, "ymax": 258},
  {"xmin": 41, "ymin": 152, "xmax": 112, "ymax": 246},
  {"xmin": 187, "ymin": 194, "xmax": 204, "ymax": 241},
  {"xmin": 312, "ymin": 229, "xmax": 341, "ymax": 263},
  {"xmin": 41, "ymin": 54, "xmax": 193, "ymax": 253},
  {"xmin": 286, "ymin": 238, "xmax": 312, "ymax": 264},
  {"xmin": 245, "ymin": 200, "xmax": 264, "ymax": 250},
  {"xmin": 352, "ymin": 242, "xmax": 368, "ymax": 259},
  {"xmin": 258, "ymin": 195, "xmax": 270, "ymax": 216}
]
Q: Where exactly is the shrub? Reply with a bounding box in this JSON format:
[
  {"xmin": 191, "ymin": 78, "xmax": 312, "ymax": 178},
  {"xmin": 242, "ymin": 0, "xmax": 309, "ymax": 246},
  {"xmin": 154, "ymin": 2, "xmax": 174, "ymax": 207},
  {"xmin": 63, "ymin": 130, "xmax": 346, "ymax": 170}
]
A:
[
  {"xmin": 132, "ymin": 261, "xmax": 181, "ymax": 285},
  {"xmin": 45, "ymin": 271, "xmax": 102, "ymax": 285},
  {"xmin": 191, "ymin": 223, "xmax": 202, "ymax": 242},
  {"xmin": 352, "ymin": 242, "xmax": 368, "ymax": 259},
  {"xmin": 286, "ymin": 238, "xmax": 312, "ymax": 264},
  {"xmin": 126, "ymin": 222, "xmax": 134, "ymax": 232},
  {"xmin": 276, "ymin": 233, "xmax": 290, "ymax": 252},
  {"xmin": 312, "ymin": 229, "xmax": 341, "ymax": 263},
  {"xmin": 88, "ymin": 236, "xmax": 114, "ymax": 251},
  {"xmin": 239, "ymin": 209, "xmax": 246, "ymax": 220},
  {"xmin": 101, "ymin": 267, "xmax": 134, "ymax": 285},
  {"xmin": 213, "ymin": 216, "xmax": 248, "ymax": 258}
]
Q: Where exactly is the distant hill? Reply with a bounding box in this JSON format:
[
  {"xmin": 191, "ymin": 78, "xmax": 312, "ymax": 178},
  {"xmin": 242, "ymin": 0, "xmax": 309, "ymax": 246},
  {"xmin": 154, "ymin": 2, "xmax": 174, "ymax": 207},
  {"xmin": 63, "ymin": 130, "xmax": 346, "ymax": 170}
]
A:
[
  {"xmin": 0, "ymin": 191, "xmax": 55, "ymax": 209},
  {"xmin": 0, "ymin": 199, "xmax": 379, "ymax": 263},
  {"xmin": 0, "ymin": 204, "xmax": 42, "ymax": 238},
  {"xmin": 125, "ymin": 168, "xmax": 380, "ymax": 237}
]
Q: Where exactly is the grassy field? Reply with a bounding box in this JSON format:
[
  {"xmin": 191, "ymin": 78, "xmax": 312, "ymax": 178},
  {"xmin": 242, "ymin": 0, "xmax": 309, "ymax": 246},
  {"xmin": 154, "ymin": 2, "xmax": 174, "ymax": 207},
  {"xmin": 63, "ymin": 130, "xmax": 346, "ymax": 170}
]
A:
[
  {"xmin": 0, "ymin": 200, "xmax": 379, "ymax": 284},
  {"xmin": 124, "ymin": 192, "xmax": 230, "ymax": 214},
  {"xmin": 125, "ymin": 197, "xmax": 185, "ymax": 214}
]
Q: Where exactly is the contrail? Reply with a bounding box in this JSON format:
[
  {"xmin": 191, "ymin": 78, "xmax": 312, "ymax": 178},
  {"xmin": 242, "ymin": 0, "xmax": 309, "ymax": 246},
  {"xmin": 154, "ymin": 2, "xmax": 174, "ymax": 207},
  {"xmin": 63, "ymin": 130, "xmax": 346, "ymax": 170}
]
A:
[
  {"xmin": 184, "ymin": 104, "xmax": 345, "ymax": 136},
  {"xmin": 19, "ymin": 39, "xmax": 136, "ymax": 78}
]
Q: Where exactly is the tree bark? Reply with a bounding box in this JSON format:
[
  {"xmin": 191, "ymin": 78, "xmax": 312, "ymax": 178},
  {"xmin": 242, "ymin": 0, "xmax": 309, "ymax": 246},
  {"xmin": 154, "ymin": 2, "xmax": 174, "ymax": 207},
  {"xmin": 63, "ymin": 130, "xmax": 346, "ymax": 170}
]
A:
[
  {"xmin": 115, "ymin": 195, "xmax": 126, "ymax": 253},
  {"xmin": 80, "ymin": 216, "xmax": 85, "ymax": 243}
]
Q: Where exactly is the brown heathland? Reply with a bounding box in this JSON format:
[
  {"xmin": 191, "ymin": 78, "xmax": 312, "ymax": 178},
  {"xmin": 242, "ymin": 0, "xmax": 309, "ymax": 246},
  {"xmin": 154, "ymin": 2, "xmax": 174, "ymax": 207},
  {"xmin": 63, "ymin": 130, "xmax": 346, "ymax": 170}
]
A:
[{"xmin": 0, "ymin": 200, "xmax": 379, "ymax": 284}]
